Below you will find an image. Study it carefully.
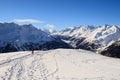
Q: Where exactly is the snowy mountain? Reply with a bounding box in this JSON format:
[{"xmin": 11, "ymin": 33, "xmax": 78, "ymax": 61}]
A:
[
  {"xmin": 42, "ymin": 28, "xmax": 56, "ymax": 34},
  {"xmin": 53, "ymin": 25, "xmax": 120, "ymax": 51},
  {"xmin": 0, "ymin": 23, "xmax": 53, "ymax": 43},
  {"xmin": 0, "ymin": 49, "xmax": 120, "ymax": 80},
  {"xmin": 0, "ymin": 23, "xmax": 72, "ymax": 53}
]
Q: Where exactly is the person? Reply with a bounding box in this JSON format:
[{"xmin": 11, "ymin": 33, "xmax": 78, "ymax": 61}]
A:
[{"xmin": 32, "ymin": 45, "xmax": 34, "ymax": 54}]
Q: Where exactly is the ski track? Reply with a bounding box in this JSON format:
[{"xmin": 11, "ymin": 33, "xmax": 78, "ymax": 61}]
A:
[
  {"xmin": 0, "ymin": 53, "xmax": 31, "ymax": 80},
  {"xmin": 27, "ymin": 53, "xmax": 49, "ymax": 80},
  {"xmin": 0, "ymin": 51, "xmax": 60, "ymax": 80}
]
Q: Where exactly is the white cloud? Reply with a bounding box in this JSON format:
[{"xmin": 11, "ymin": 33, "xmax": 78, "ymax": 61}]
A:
[
  {"xmin": 13, "ymin": 19, "xmax": 44, "ymax": 23},
  {"xmin": 46, "ymin": 24, "xmax": 54, "ymax": 28},
  {"xmin": 46, "ymin": 24, "xmax": 54, "ymax": 33}
]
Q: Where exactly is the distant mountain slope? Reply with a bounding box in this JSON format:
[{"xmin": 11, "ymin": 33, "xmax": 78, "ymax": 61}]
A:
[
  {"xmin": 0, "ymin": 49, "xmax": 120, "ymax": 80},
  {"xmin": 53, "ymin": 25, "xmax": 120, "ymax": 50},
  {"xmin": 100, "ymin": 38, "xmax": 120, "ymax": 58},
  {"xmin": 0, "ymin": 23, "xmax": 72, "ymax": 53}
]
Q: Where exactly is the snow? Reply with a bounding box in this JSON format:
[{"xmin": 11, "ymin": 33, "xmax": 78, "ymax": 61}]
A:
[{"xmin": 0, "ymin": 49, "xmax": 120, "ymax": 80}]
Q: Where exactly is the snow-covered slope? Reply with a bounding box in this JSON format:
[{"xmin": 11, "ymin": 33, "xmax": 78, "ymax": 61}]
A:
[
  {"xmin": 0, "ymin": 49, "xmax": 120, "ymax": 80},
  {"xmin": 53, "ymin": 25, "xmax": 120, "ymax": 50},
  {"xmin": 54, "ymin": 25, "xmax": 95, "ymax": 37}
]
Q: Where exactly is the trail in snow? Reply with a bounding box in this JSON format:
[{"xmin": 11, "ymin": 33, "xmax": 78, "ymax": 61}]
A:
[
  {"xmin": 0, "ymin": 53, "xmax": 32, "ymax": 80},
  {"xmin": 0, "ymin": 51, "xmax": 60, "ymax": 80},
  {"xmin": 0, "ymin": 49, "xmax": 120, "ymax": 80}
]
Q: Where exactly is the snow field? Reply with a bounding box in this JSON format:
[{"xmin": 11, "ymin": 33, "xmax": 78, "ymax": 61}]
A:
[{"xmin": 0, "ymin": 49, "xmax": 120, "ymax": 80}]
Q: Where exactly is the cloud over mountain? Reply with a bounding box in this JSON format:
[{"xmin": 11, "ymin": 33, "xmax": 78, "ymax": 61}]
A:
[{"xmin": 13, "ymin": 19, "xmax": 44, "ymax": 23}]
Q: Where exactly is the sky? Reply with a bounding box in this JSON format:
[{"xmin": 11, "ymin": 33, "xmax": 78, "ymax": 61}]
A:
[{"xmin": 0, "ymin": 0, "xmax": 120, "ymax": 30}]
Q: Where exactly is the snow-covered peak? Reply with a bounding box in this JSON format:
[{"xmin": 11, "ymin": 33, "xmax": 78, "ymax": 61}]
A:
[
  {"xmin": 53, "ymin": 25, "xmax": 120, "ymax": 47},
  {"xmin": 42, "ymin": 28, "xmax": 56, "ymax": 34},
  {"xmin": 93, "ymin": 25, "xmax": 120, "ymax": 45},
  {"xmin": 0, "ymin": 22, "xmax": 53, "ymax": 44},
  {"xmin": 53, "ymin": 25, "xmax": 96, "ymax": 37}
]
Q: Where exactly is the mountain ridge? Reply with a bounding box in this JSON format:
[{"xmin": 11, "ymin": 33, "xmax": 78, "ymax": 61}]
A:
[
  {"xmin": 52, "ymin": 25, "xmax": 120, "ymax": 50},
  {"xmin": 0, "ymin": 22, "xmax": 72, "ymax": 53}
]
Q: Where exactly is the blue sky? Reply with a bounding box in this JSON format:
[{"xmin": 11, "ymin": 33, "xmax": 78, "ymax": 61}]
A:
[{"xmin": 0, "ymin": 0, "xmax": 120, "ymax": 30}]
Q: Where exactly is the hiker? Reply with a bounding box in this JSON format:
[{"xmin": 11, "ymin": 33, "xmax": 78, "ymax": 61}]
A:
[
  {"xmin": 32, "ymin": 45, "xmax": 34, "ymax": 54},
  {"xmin": 32, "ymin": 48, "xmax": 34, "ymax": 54}
]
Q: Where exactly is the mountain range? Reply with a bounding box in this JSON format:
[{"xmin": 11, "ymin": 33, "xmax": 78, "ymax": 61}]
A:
[
  {"xmin": 0, "ymin": 22, "xmax": 72, "ymax": 53},
  {"xmin": 53, "ymin": 25, "xmax": 120, "ymax": 49},
  {"xmin": 0, "ymin": 22, "xmax": 120, "ymax": 58}
]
